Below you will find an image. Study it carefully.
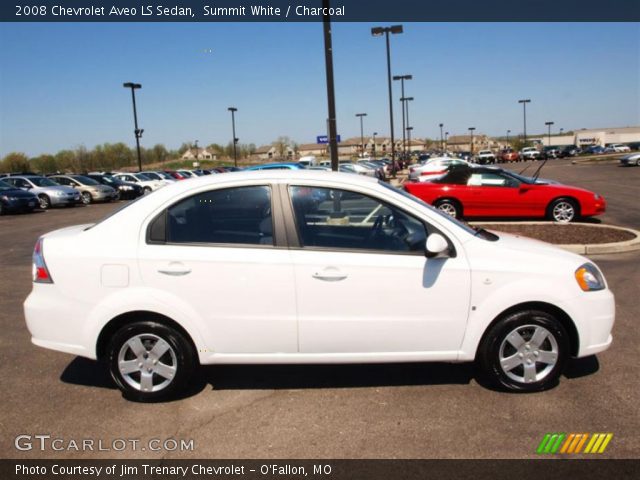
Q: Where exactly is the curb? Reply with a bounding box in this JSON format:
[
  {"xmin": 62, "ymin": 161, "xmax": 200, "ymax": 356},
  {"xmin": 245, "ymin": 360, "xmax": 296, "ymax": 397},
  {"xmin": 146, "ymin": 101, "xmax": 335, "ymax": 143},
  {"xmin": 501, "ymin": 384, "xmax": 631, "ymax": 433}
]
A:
[{"xmin": 470, "ymin": 221, "xmax": 640, "ymax": 255}]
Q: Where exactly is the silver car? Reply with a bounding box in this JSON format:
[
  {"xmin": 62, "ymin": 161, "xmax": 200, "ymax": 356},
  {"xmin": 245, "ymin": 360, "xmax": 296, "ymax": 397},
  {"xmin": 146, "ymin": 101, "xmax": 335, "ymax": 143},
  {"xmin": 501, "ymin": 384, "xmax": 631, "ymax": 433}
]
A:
[
  {"xmin": 620, "ymin": 152, "xmax": 640, "ymax": 167},
  {"xmin": 3, "ymin": 175, "xmax": 80, "ymax": 209},
  {"xmin": 49, "ymin": 175, "xmax": 118, "ymax": 205}
]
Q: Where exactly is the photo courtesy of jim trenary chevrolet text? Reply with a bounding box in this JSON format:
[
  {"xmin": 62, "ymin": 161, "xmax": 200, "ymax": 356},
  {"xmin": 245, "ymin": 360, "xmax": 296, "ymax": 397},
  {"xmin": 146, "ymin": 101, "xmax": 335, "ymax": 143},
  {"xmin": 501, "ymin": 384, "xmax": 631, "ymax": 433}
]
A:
[{"xmin": 0, "ymin": 0, "xmax": 638, "ymax": 479}]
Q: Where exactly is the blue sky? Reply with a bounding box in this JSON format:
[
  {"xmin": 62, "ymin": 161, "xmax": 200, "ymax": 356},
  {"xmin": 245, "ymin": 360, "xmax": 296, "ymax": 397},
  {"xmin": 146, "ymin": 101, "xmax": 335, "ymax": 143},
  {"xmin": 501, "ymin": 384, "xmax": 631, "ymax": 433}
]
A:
[{"xmin": 0, "ymin": 22, "xmax": 638, "ymax": 156}]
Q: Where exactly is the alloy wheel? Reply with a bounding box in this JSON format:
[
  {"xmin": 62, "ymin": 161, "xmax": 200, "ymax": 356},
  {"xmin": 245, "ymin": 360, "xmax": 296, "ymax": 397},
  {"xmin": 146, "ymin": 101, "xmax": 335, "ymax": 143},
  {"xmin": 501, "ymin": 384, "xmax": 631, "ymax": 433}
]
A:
[
  {"xmin": 552, "ymin": 201, "xmax": 575, "ymax": 223},
  {"xmin": 117, "ymin": 333, "xmax": 178, "ymax": 393},
  {"xmin": 498, "ymin": 325, "xmax": 559, "ymax": 384}
]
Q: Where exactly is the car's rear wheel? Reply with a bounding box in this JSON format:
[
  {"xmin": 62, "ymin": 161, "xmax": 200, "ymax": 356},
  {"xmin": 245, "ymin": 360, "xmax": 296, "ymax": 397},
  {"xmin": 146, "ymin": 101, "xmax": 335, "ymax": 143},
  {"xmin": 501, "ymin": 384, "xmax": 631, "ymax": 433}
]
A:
[
  {"xmin": 548, "ymin": 198, "xmax": 578, "ymax": 223},
  {"xmin": 434, "ymin": 199, "xmax": 461, "ymax": 218},
  {"xmin": 144, "ymin": 187, "xmax": 152, "ymax": 194},
  {"xmin": 107, "ymin": 321, "xmax": 196, "ymax": 402},
  {"xmin": 81, "ymin": 191, "xmax": 92, "ymax": 205},
  {"xmin": 38, "ymin": 195, "xmax": 51, "ymax": 210},
  {"xmin": 477, "ymin": 310, "xmax": 569, "ymax": 392}
]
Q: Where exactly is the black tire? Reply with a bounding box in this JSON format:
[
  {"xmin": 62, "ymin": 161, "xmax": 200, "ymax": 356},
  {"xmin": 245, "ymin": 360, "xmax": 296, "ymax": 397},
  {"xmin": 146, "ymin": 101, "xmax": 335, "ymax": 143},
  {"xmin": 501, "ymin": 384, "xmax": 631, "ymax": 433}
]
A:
[
  {"xmin": 0, "ymin": 201, "xmax": 5, "ymax": 215},
  {"xmin": 548, "ymin": 197, "xmax": 579, "ymax": 223},
  {"xmin": 434, "ymin": 198, "xmax": 461, "ymax": 219},
  {"xmin": 107, "ymin": 321, "xmax": 196, "ymax": 402},
  {"xmin": 477, "ymin": 309, "xmax": 569, "ymax": 392},
  {"xmin": 81, "ymin": 191, "xmax": 92, "ymax": 205},
  {"xmin": 143, "ymin": 187, "xmax": 152, "ymax": 194},
  {"xmin": 38, "ymin": 194, "xmax": 51, "ymax": 210}
]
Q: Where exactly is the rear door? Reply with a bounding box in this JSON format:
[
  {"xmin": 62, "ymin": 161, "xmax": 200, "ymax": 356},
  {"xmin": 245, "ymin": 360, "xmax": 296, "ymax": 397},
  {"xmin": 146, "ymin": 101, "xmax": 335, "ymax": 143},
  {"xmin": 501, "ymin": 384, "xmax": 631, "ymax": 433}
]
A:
[{"xmin": 137, "ymin": 184, "xmax": 298, "ymax": 354}]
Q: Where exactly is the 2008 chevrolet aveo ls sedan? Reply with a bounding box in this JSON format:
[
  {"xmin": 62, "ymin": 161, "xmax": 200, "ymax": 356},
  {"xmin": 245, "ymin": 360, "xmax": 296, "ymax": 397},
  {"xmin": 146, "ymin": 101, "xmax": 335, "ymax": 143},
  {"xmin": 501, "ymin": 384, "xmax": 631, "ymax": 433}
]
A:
[{"xmin": 24, "ymin": 171, "xmax": 615, "ymax": 401}]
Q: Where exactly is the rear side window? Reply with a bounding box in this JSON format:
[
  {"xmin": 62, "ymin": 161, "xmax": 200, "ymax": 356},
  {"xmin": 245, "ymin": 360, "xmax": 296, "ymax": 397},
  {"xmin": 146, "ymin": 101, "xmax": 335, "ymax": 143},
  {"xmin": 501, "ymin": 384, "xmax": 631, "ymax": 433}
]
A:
[{"xmin": 151, "ymin": 186, "xmax": 274, "ymax": 246}]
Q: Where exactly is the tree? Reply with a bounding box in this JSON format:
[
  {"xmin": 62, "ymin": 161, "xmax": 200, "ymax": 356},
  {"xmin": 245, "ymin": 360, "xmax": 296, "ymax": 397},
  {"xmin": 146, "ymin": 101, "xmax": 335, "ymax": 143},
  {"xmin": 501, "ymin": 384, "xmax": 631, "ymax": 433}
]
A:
[
  {"xmin": 31, "ymin": 154, "xmax": 57, "ymax": 174},
  {"xmin": 272, "ymin": 136, "xmax": 291, "ymax": 160},
  {"xmin": 1, "ymin": 152, "xmax": 30, "ymax": 173}
]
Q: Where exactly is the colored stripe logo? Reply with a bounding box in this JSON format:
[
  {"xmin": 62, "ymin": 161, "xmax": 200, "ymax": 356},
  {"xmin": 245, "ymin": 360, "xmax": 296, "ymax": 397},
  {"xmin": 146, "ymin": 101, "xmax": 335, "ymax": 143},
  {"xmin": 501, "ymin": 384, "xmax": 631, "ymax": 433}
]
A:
[{"xmin": 536, "ymin": 433, "xmax": 613, "ymax": 454}]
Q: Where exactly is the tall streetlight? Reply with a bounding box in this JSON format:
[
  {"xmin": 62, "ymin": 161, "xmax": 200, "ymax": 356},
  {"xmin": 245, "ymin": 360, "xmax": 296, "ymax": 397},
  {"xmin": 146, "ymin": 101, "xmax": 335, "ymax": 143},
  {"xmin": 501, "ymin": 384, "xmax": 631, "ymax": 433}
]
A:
[
  {"xmin": 228, "ymin": 107, "xmax": 238, "ymax": 167},
  {"xmin": 518, "ymin": 99, "xmax": 531, "ymax": 146},
  {"xmin": 507, "ymin": 129, "xmax": 511, "ymax": 145},
  {"xmin": 393, "ymin": 74, "xmax": 412, "ymax": 158},
  {"xmin": 445, "ymin": 131, "xmax": 449, "ymax": 151},
  {"xmin": 439, "ymin": 123, "xmax": 444, "ymax": 152},
  {"xmin": 560, "ymin": 128, "xmax": 564, "ymax": 135},
  {"xmin": 372, "ymin": 131, "xmax": 378, "ymax": 158},
  {"xmin": 356, "ymin": 113, "xmax": 367, "ymax": 157},
  {"xmin": 372, "ymin": 24, "xmax": 403, "ymax": 174},
  {"xmin": 468, "ymin": 127, "xmax": 476, "ymax": 156},
  {"xmin": 123, "ymin": 82, "xmax": 143, "ymax": 172},
  {"xmin": 545, "ymin": 121, "xmax": 554, "ymax": 147},
  {"xmin": 406, "ymin": 126, "xmax": 414, "ymax": 156},
  {"xmin": 193, "ymin": 140, "xmax": 199, "ymax": 163},
  {"xmin": 401, "ymin": 97, "xmax": 414, "ymax": 153}
]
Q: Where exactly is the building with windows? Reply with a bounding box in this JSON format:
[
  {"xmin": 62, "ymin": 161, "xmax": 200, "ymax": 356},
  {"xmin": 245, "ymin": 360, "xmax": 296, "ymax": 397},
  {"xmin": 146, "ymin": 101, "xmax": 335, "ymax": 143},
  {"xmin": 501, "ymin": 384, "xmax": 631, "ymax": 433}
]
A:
[{"xmin": 535, "ymin": 126, "xmax": 640, "ymax": 147}]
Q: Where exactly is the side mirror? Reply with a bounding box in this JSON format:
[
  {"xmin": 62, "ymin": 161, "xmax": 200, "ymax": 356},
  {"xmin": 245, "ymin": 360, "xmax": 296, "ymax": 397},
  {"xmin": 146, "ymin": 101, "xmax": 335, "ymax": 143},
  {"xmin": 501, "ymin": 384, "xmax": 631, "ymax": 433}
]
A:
[{"xmin": 425, "ymin": 233, "xmax": 450, "ymax": 258}]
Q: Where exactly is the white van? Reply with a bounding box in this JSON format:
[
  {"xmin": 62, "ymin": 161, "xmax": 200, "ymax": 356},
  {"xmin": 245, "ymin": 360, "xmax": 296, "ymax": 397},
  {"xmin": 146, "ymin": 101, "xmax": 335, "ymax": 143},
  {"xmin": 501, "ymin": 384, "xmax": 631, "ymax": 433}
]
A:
[{"xmin": 298, "ymin": 155, "xmax": 318, "ymax": 167}]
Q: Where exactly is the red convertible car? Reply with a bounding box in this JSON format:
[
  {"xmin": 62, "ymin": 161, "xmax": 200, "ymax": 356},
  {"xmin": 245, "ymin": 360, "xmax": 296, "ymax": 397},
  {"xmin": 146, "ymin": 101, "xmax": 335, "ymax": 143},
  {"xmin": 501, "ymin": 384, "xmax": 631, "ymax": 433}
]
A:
[{"xmin": 404, "ymin": 165, "xmax": 606, "ymax": 222}]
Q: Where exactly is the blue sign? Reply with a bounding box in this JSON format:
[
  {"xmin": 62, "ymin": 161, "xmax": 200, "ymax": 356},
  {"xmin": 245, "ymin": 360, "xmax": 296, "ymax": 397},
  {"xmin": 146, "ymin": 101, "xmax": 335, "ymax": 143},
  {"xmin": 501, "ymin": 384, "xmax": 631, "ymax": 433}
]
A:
[{"xmin": 316, "ymin": 135, "xmax": 341, "ymax": 144}]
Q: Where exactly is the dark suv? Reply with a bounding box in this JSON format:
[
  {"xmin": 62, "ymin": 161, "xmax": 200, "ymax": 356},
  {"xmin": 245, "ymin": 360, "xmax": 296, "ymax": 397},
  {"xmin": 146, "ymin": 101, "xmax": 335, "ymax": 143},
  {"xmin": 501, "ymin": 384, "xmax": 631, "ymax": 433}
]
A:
[
  {"xmin": 86, "ymin": 174, "xmax": 144, "ymax": 200},
  {"xmin": 560, "ymin": 145, "xmax": 582, "ymax": 157}
]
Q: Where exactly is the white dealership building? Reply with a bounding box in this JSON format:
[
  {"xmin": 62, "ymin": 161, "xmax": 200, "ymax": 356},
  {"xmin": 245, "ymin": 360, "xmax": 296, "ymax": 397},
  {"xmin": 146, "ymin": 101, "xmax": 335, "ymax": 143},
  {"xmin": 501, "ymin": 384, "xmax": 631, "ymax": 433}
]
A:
[{"xmin": 536, "ymin": 126, "xmax": 640, "ymax": 147}]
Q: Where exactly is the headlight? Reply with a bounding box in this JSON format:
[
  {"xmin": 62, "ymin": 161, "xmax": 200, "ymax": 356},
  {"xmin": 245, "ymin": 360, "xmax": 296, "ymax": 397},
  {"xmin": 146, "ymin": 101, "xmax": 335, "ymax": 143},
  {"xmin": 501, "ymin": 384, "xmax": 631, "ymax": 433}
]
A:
[{"xmin": 575, "ymin": 263, "xmax": 605, "ymax": 291}]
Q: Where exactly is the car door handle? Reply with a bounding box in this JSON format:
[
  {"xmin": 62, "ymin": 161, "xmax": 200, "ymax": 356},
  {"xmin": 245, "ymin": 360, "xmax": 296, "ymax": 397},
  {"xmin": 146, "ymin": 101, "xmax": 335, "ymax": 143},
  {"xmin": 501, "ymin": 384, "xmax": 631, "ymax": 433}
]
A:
[
  {"xmin": 158, "ymin": 263, "xmax": 191, "ymax": 276},
  {"xmin": 312, "ymin": 268, "xmax": 348, "ymax": 282}
]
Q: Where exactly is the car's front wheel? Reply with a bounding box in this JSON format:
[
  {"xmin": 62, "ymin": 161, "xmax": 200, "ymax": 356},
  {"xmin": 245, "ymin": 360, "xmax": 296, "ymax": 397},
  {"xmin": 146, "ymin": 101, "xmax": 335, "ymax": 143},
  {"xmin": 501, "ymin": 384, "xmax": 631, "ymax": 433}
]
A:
[
  {"xmin": 477, "ymin": 310, "xmax": 569, "ymax": 392},
  {"xmin": 38, "ymin": 195, "xmax": 51, "ymax": 210},
  {"xmin": 548, "ymin": 198, "xmax": 578, "ymax": 223},
  {"xmin": 81, "ymin": 191, "xmax": 92, "ymax": 205},
  {"xmin": 107, "ymin": 321, "xmax": 196, "ymax": 402}
]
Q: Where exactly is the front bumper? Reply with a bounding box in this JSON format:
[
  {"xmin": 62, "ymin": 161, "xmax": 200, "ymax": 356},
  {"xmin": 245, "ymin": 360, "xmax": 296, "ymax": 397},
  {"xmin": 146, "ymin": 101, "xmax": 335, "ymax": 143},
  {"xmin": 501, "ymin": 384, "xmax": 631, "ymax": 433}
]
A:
[{"xmin": 3, "ymin": 197, "xmax": 37, "ymax": 211}]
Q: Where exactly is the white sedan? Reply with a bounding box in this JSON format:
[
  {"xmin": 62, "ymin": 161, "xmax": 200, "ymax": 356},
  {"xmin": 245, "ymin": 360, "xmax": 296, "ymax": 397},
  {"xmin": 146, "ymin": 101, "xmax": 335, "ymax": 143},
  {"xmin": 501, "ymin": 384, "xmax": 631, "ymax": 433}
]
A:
[
  {"xmin": 24, "ymin": 171, "xmax": 614, "ymax": 401},
  {"xmin": 604, "ymin": 144, "xmax": 631, "ymax": 153},
  {"xmin": 408, "ymin": 157, "xmax": 470, "ymax": 182},
  {"xmin": 113, "ymin": 173, "xmax": 165, "ymax": 193}
]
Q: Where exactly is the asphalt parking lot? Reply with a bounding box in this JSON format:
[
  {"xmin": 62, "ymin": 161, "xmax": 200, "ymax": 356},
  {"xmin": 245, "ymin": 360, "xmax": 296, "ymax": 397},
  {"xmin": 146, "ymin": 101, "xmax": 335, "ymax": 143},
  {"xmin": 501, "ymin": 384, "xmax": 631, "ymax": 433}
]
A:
[{"xmin": 0, "ymin": 160, "xmax": 638, "ymax": 459}]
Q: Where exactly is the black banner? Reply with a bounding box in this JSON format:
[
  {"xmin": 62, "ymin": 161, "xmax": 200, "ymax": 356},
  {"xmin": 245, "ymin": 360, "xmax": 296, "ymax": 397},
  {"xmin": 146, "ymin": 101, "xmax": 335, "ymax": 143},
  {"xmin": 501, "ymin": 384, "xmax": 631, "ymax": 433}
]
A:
[
  {"xmin": 3, "ymin": 459, "xmax": 639, "ymax": 480},
  {"xmin": 3, "ymin": 0, "xmax": 640, "ymax": 22}
]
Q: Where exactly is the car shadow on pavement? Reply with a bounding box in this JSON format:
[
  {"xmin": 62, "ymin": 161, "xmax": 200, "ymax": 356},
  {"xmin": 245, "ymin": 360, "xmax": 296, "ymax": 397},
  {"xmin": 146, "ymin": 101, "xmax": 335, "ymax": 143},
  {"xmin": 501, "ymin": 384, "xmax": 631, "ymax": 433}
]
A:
[
  {"xmin": 60, "ymin": 356, "xmax": 598, "ymax": 400},
  {"xmin": 198, "ymin": 362, "xmax": 475, "ymax": 391}
]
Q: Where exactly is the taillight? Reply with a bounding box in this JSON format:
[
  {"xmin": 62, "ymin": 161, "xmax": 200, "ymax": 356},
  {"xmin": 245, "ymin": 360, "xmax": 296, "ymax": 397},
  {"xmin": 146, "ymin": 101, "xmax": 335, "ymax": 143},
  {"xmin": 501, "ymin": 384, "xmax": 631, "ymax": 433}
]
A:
[{"xmin": 32, "ymin": 237, "xmax": 53, "ymax": 284}]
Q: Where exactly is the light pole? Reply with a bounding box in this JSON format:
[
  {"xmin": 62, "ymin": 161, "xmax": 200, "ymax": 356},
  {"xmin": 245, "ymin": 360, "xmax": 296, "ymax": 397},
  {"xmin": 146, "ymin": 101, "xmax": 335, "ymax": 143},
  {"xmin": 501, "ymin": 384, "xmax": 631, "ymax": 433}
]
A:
[
  {"xmin": 406, "ymin": 126, "xmax": 413, "ymax": 156},
  {"xmin": 445, "ymin": 131, "xmax": 449, "ymax": 152},
  {"xmin": 228, "ymin": 107, "xmax": 238, "ymax": 166},
  {"xmin": 518, "ymin": 99, "xmax": 531, "ymax": 146},
  {"xmin": 372, "ymin": 131, "xmax": 378, "ymax": 159},
  {"xmin": 560, "ymin": 128, "xmax": 564, "ymax": 135},
  {"xmin": 507, "ymin": 129, "xmax": 511, "ymax": 146},
  {"xmin": 193, "ymin": 140, "xmax": 199, "ymax": 166},
  {"xmin": 401, "ymin": 96, "xmax": 414, "ymax": 158},
  {"xmin": 439, "ymin": 123, "xmax": 444, "ymax": 152},
  {"xmin": 123, "ymin": 82, "xmax": 143, "ymax": 172},
  {"xmin": 545, "ymin": 121, "xmax": 554, "ymax": 147},
  {"xmin": 372, "ymin": 24, "xmax": 403, "ymax": 175},
  {"xmin": 393, "ymin": 74, "xmax": 412, "ymax": 158},
  {"xmin": 356, "ymin": 113, "xmax": 367, "ymax": 157},
  {"xmin": 468, "ymin": 127, "xmax": 476, "ymax": 157}
]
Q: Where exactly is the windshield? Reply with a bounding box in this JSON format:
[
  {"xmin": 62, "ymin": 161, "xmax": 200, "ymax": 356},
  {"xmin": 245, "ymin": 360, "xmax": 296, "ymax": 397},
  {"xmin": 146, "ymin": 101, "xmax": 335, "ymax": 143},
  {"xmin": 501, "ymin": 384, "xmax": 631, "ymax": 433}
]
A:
[
  {"xmin": 30, "ymin": 177, "xmax": 59, "ymax": 187},
  {"xmin": 72, "ymin": 175, "xmax": 100, "ymax": 186}
]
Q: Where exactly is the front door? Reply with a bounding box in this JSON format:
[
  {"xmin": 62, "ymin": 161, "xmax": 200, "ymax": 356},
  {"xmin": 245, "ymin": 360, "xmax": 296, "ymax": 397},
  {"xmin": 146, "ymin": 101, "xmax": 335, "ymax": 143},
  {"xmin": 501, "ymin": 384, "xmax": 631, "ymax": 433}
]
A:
[{"xmin": 286, "ymin": 185, "xmax": 471, "ymax": 355}]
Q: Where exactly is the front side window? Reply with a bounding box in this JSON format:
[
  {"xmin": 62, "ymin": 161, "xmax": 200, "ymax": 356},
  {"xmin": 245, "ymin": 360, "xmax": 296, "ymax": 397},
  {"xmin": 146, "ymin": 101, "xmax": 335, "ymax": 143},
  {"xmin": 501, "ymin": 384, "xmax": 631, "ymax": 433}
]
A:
[
  {"xmin": 468, "ymin": 172, "xmax": 519, "ymax": 188},
  {"xmin": 289, "ymin": 186, "xmax": 427, "ymax": 253},
  {"xmin": 157, "ymin": 185, "xmax": 273, "ymax": 246}
]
